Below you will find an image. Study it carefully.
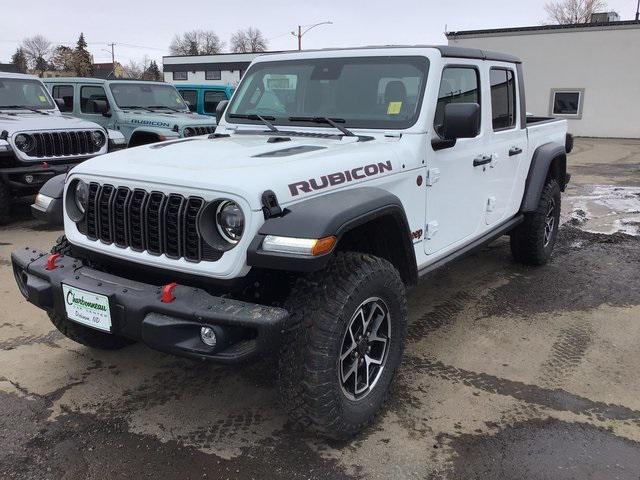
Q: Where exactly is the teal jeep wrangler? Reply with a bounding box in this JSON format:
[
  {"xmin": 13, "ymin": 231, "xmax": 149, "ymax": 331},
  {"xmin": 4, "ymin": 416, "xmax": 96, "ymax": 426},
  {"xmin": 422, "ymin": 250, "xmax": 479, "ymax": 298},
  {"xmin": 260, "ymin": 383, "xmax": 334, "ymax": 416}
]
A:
[{"xmin": 43, "ymin": 78, "xmax": 218, "ymax": 147}]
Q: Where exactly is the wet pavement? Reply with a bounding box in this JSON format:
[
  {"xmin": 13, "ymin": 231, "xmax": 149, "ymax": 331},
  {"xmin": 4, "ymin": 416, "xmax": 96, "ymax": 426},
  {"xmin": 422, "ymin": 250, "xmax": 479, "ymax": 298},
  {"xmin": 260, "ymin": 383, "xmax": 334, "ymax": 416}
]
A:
[{"xmin": 1, "ymin": 138, "xmax": 639, "ymax": 479}]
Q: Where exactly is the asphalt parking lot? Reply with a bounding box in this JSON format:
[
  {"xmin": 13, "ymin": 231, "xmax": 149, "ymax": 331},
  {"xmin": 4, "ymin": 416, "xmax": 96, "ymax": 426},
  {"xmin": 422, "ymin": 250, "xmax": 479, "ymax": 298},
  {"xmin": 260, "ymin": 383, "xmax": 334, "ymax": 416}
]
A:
[{"xmin": 1, "ymin": 137, "xmax": 639, "ymax": 480}]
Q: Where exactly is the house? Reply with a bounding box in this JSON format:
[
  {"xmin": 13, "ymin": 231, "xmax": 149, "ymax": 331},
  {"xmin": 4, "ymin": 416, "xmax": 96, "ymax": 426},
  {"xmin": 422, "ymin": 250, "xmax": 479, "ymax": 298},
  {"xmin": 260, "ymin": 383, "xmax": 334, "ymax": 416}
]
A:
[
  {"xmin": 446, "ymin": 15, "xmax": 640, "ymax": 138},
  {"xmin": 0, "ymin": 63, "xmax": 18, "ymax": 73},
  {"xmin": 92, "ymin": 62, "xmax": 127, "ymax": 79}
]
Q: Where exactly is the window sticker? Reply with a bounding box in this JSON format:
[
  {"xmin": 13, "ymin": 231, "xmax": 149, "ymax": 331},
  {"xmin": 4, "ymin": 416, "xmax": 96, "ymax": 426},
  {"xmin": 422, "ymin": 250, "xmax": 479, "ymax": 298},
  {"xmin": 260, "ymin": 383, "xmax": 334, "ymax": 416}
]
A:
[
  {"xmin": 387, "ymin": 101, "xmax": 402, "ymax": 115},
  {"xmin": 38, "ymin": 95, "xmax": 48, "ymax": 103}
]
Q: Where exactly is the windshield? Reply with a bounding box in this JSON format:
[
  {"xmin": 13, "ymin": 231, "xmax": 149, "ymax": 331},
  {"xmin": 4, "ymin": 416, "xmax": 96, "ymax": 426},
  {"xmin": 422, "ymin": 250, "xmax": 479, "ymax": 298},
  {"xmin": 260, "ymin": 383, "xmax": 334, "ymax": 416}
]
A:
[
  {"xmin": 227, "ymin": 56, "xmax": 429, "ymax": 130},
  {"xmin": 0, "ymin": 78, "xmax": 55, "ymax": 110},
  {"xmin": 109, "ymin": 83, "xmax": 189, "ymax": 111}
]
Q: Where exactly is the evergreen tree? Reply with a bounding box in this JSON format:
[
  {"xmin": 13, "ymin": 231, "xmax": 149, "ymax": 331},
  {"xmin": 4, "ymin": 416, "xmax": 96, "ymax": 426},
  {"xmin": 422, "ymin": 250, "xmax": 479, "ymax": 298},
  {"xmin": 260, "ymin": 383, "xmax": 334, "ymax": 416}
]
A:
[
  {"xmin": 73, "ymin": 33, "xmax": 94, "ymax": 77},
  {"xmin": 143, "ymin": 61, "xmax": 162, "ymax": 81},
  {"xmin": 11, "ymin": 48, "xmax": 28, "ymax": 73}
]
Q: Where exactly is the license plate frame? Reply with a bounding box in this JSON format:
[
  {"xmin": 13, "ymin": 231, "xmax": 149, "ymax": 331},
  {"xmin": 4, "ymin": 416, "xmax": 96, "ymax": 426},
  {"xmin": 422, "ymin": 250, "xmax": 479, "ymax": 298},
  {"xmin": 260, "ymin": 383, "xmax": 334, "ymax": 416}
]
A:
[{"xmin": 62, "ymin": 284, "xmax": 112, "ymax": 333}]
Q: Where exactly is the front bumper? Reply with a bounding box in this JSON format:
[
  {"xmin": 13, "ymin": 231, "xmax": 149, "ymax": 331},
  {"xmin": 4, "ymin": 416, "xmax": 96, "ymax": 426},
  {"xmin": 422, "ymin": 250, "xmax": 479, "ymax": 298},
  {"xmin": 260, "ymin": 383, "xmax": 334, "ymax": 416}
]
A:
[
  {"xmin": 11, "ymin": 247, "xmax": 288, "ymax": 363},
  {"xmin": 0, "ymin": 162, "xmax": 80, "ymax": 192}
]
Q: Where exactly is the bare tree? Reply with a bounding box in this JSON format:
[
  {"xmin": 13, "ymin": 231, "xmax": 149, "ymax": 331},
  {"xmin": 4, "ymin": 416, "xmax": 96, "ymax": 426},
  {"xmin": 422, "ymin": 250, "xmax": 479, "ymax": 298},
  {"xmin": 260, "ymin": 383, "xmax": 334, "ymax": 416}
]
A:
[
  {"xmin": 544, "ymin": 0, "xmax": 607, "ymax": 24},
  {"xmin": 21, "ymin": 35, "xmax": 52, "ymax": 72},
  {"xmin": 123, "ymin": 55, "xmax": 157, "ymax": 80},
  {"xmin": 230, "ymin": 27, "xmax": 268, "ymax": 53},
  {"xmin": 169, "ymin": 30, "xmax": 224, "ymax": 56}
]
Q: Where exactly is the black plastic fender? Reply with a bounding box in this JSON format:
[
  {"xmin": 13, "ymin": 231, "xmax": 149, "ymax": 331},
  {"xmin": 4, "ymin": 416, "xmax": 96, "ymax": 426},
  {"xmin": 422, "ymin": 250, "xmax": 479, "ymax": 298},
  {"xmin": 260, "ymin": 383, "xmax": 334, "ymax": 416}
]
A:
[
  {"xmin": 520, "ymin": 142, "xmax": 567, "ymax": 213},
  {"xmin": 31, "ymin": 174, "xmax": 65, "ymax": 226},
  {"xmin": 247, "ymin": 187, "xmax": 417, "ymax": 281}
]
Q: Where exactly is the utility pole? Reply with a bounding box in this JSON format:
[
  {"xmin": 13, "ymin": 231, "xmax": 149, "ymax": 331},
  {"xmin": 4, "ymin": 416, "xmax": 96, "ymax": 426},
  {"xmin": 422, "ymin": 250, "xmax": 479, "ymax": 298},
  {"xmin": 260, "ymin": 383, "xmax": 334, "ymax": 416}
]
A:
[
  {"xmin": 291, "ymin": 22, "xmax": 333, "ymax": 51},
  {"xmin": 107, "ymin": 43, "xmax": 116, "ymax": 72},
  {"xmin": 636, "ymin": 0, "xmax": 639, "ymax": 21}
]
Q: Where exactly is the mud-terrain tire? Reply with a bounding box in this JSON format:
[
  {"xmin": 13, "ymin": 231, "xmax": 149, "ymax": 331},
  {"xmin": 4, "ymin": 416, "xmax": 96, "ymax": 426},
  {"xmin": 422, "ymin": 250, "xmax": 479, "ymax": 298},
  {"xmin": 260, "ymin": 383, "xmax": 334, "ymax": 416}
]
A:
[
  {"xmin": 277, "ymin": 252, "xmax": 408, "ymax": 440},
  {"xmin": 48, "ymin": 236, "xmax": 134, "ymax": 350},
  {"xmin": 0, "ymin": 181, "xmax": 11, "ymax": 225},
  {"xmin": 511, "ymin": 178, "xmax": 561, "ymax": 265}
]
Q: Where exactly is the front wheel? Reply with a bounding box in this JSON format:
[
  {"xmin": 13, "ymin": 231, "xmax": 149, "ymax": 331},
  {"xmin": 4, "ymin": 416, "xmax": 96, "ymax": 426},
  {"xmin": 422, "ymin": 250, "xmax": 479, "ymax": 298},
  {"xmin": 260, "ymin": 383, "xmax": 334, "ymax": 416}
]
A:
[{"xmin": 277, "ymin": 252, "xmax": 408, "ymax": 440}]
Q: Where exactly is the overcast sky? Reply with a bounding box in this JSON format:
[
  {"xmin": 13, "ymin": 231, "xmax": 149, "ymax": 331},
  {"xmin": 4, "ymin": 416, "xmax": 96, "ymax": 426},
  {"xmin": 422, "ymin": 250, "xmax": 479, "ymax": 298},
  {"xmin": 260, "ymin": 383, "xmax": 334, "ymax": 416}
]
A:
[{"xmin": 1, "ymin": 0, "xmax": 636, "ymax": 66}]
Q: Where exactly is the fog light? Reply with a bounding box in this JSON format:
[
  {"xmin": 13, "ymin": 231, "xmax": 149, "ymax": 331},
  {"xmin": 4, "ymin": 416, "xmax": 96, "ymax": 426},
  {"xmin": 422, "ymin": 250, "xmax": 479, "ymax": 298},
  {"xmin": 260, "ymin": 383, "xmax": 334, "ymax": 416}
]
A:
[
  {"xmin": 200, "ymin": 326, "xmax": 217, "ymax": 347},
  {"xmin": 24, "ymin": 174, "xmax": 34, "ymax": 184}
]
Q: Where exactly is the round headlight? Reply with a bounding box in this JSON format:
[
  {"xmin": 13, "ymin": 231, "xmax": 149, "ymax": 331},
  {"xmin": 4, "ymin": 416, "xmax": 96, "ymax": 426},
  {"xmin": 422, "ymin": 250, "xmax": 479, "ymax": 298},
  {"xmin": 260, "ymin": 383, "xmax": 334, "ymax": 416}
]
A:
[
  {"xmin": 74, "ymin": 180, "xmax": 89, "ymax": 214},
  {"xmin": 216, "ymin": 200, "xmax": 244, "ymax": 244},
  {"xmin": 15, "ymin": 134, "xmax": 34, "ymax": 153},
  {"xmin": 91, "ymin": 131, "xmax": 106, "ymax": 147},
  {"xmin": 183, "ymin": 127, "xmax": 195, "ymax": 138}
]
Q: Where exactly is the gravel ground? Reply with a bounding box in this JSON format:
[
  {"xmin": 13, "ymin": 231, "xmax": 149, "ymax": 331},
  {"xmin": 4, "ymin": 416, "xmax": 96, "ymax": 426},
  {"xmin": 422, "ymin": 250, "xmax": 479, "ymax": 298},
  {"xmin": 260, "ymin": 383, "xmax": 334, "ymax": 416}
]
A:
[{"xmin": 1, "ymin": 137, "xmax": 639, "ymax": 480}]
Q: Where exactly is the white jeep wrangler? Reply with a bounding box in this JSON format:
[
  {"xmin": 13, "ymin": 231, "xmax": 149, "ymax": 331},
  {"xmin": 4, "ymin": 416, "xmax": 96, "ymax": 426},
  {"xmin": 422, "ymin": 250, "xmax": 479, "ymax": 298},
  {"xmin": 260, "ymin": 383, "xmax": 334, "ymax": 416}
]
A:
[
  {"xmin": 12, "ymin": 46, "xmax": 572, "ymax": 439},
  {"xmin": 0, "ymin": 72, "xmax": 125, "ymax": 224}
]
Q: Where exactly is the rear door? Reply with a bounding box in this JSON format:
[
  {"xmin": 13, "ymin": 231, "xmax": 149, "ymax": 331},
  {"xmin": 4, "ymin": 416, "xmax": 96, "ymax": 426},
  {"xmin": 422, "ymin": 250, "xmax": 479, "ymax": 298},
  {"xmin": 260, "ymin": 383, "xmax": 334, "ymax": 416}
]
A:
[
  {"xmin": 484, "ymin": 64, "xmax": 527, "ymax": 225},
  {"xmin": 424, "ymin": 62, "xmax": 493, "ymax": 255}
]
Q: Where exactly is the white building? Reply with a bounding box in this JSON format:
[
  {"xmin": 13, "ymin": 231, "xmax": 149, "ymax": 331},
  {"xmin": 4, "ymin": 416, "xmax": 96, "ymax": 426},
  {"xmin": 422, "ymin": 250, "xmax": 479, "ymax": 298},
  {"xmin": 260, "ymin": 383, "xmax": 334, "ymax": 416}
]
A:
[
  {"xmin": 163, "ymin": 52, "xmax": 264, "ymax": 86},
  {"xmin": 446, "ymin": 19, "xmax": 640, "ymax": 138}
]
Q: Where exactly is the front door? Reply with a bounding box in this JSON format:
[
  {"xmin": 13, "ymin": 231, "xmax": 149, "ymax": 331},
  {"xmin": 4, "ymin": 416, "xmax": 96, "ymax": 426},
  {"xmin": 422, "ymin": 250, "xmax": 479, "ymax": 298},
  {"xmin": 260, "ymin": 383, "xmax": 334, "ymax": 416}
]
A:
[
  {"xmin": 78, "ymin": 84, "xmax": 110, "ymax": 129},
  {"xmin": 424, "ymin": 64, "xmax": 493, "ymax": 255}
]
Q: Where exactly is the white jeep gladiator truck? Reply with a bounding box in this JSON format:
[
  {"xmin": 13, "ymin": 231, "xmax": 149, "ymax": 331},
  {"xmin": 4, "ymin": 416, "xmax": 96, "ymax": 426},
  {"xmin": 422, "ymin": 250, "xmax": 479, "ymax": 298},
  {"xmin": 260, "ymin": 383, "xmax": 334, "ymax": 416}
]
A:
[
  {"xmin": 0, "ymin": 72, "xmax": 125, "ymax": 224},
  {"xmin": 12, "ymin": 46, "xmax": 573, "ymax": 439}
]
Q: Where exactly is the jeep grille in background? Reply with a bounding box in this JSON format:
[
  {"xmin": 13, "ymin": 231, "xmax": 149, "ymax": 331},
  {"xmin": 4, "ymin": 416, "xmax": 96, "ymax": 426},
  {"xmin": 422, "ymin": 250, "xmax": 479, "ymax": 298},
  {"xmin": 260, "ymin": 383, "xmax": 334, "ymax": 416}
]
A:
[
  {"xmin": 83, "ymin": 183, "xmax": 217, "ymax": 262},
  {"xmin": 17, "ymin": 131, "xmax": 101, "ymax": 158},
  {"xmin": 188, "ymin": 126, "xmax": 216, "ymax": 136}
]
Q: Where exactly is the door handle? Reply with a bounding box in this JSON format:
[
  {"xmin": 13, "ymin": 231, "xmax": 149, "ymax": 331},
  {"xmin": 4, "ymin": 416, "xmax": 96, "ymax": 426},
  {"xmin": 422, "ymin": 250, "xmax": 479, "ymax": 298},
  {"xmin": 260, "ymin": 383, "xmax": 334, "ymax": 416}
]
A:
[
  {"xmin": 509, "ymin": 147, "xmax": 523, "ymax": 156},
  {"xmin": 473, "ymin": 154, "xmax": 493, "ymax": 167}
]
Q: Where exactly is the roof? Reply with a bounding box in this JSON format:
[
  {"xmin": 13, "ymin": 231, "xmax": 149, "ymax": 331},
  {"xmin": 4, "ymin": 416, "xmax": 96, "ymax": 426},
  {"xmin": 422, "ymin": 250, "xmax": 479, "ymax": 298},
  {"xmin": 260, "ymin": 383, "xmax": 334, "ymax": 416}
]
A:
[
  {"xmin": 42, "ymin": 77, "xmax": 167, "ymax": 85},
  {"xmin": 174, "ymin": 84, "xmax": 234, "ymax": 91},
  {"xmin": 0, "ymin": 71, "xmax": 39, "ymax": 80},
  {"xmin": 0, "ymin": 63, "xmax": 18, "ymax": 73},
  {"xmin": 446, "ymin": 19, "xmax": 640, "ymax": 38}
]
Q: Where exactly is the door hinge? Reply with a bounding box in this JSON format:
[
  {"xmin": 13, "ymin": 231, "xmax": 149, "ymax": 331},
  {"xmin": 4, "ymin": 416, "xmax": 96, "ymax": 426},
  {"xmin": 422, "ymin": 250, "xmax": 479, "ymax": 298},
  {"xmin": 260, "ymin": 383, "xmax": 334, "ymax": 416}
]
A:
[
  {"xmin": 426, "ymin": 168, "xmax": 440, "ymax": 186},
  {"xmin": 426, "ymin": 221, "xmax": 439, "ymax": 239}
]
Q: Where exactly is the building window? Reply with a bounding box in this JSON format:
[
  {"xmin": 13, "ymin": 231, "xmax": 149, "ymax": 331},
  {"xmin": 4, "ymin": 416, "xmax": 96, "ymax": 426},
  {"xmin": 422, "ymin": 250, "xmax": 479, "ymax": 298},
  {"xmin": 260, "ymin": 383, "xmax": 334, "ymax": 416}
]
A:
[
  {"xmin": 173, "ymin": 71, "xmax": 188, "ymax": 81},
  {"xmin": 490, "ymin": 68, "xmax": 517, "ymax": 130},
  {"xmin": 434, "ymin": 66, "xmax": 480, "ymax": 136},
  {"xmin": 52, "ymin": 85, "xmax": 74, "ymax": 112},
  {"xmin": 205, "ymin": 70, "xmax": 222, "ymax": 81},
  {"xmin": 551, "ymin": 89, "xmax": 584, "ymax": 118}
]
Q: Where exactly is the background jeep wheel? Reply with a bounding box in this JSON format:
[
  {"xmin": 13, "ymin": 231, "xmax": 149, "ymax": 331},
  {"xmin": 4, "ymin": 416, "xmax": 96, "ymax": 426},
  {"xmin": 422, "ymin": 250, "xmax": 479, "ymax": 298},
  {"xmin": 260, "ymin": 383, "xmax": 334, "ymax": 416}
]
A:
[
  {"xmin": 277, "ymin": 252, "xmax": 408, "ymax": 440},
  {"xmin": 510, "ymin": 178, "xmax": 561, "ymax": 265},
  {"xmin": 0, "ymin": 181, "xmax": 11, "ymax": 225}
]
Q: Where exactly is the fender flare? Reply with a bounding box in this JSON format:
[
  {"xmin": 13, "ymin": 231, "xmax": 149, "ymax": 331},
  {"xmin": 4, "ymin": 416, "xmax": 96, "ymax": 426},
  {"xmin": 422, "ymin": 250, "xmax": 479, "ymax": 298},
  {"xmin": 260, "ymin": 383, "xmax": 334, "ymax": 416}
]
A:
[
  {"xmin": 520, "ymin": 142, "xmax": 567, "ymax": 213},
  {"xmin": 128, "ymin": 126, "xmax": 179, "ymax": 147},
  {"xmin": 31, "ymin": 174, "xmax": 65, "ymax": 226},
  {"xmin": 247, "ymin": 187, "xmax": 417, "ymax": 281}
]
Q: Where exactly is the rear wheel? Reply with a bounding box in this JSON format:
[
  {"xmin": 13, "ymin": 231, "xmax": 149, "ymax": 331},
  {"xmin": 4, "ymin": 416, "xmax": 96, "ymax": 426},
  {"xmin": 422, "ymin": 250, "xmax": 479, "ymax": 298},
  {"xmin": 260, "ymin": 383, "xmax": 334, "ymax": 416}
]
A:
[
  {"xmin": 277, "ymin": 252, "xmax": 408, "ymax": 440},
  {"xmin": 511, "ymin": 178, "xmax": 561, "ymax": 265}
]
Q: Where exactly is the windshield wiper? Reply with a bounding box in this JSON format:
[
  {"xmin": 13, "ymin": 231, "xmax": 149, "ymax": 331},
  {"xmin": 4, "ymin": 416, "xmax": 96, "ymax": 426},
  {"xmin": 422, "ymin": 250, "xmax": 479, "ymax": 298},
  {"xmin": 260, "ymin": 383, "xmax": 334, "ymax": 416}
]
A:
[
  {"xmin": 146, "ymin": 105, "xmax": 183, "ymax": 112},
  {"xmin": 0, "ymin": 105, "xmax": 49, "ymax": 115},
  {"xmin": 288, "ymin": 116, "xmax": 356, "ymax": 137},
  {"xmin": 119, "ymin": 106, "xmax": 154, "ymax": 112},
  {"xmin": 229, "ymin": 113, "xmax": 280, "ymax": 132}
]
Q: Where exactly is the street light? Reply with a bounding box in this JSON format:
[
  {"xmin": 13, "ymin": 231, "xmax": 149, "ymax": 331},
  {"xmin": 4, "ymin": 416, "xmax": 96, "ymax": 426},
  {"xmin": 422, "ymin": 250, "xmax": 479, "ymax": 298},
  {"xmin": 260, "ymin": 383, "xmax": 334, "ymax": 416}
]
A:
[{"xmin": 291, "ymin": 21, "xmax": 333, "ymax": 51}]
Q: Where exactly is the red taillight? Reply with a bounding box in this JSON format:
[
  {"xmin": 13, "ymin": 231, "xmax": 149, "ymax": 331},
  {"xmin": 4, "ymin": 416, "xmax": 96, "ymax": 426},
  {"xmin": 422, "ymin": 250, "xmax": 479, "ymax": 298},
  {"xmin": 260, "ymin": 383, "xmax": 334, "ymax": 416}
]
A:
[{"xmin": 161, "ymin": 282, "xmax": 178, "ymax": 303}]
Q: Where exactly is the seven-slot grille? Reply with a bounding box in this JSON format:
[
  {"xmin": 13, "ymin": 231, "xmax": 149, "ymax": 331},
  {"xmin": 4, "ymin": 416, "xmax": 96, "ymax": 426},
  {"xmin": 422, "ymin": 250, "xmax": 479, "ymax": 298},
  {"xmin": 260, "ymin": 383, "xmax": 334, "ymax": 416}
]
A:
[
  {"xmin": 18, "ymin": 130, "xmax": 102, "ymax": 158},
  {"xmin": 83, "ymin": 183, "xmax": 212, "ymax": 262},
  {"xmin": 187, "ymin": 126, "xmax": 216, "ymax": 135}
]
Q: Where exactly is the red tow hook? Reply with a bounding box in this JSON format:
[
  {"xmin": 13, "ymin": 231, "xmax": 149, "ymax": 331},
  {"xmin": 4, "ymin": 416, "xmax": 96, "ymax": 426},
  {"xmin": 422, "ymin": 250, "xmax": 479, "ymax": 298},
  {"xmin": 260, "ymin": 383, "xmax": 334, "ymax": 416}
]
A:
[
  {"xmin": 161, "ymin": 282, "xmax": 178, "ymax": 303},
  {"xmin": 46, "ymin": 253, "xmax": 62, "ymax": 271}
]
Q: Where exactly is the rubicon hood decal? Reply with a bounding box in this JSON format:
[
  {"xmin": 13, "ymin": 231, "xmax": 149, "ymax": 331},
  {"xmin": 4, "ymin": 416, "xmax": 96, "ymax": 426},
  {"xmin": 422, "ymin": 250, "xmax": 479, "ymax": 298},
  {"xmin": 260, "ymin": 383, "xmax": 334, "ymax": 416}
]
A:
[{"xmin": 289, "ymin": 161, "xmax": 392, "ymax": 197}]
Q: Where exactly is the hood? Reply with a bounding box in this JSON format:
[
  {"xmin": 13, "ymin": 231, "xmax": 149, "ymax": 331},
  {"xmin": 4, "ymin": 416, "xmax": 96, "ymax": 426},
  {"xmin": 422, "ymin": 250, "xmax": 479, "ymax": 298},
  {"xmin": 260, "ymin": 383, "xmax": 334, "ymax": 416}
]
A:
[
  {"xmin": 120, "ymin": 110, "xmax": 217, "ymax": 129},
  {"xmin": 71, "ymin": 132, "xmax": 402, "ymax": 210},
  {"xmin": 0, "ymin": 111, "xmax": 104, "ymax": 136}
]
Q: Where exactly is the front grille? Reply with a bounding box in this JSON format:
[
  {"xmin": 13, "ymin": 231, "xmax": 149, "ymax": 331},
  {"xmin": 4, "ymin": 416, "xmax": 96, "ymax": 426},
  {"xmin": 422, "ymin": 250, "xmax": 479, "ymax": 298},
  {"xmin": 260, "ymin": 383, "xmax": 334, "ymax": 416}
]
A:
[
  {"xmin": 188, "ymin": 126, "xmax": 216, "ymax": 136},
  {"xmin": 84, "ymin": 183, "xmax": 215, "ymax": 262},
  {"xmin": 18, "ymin": 130, "xmax": 102, "ymax": 158}
]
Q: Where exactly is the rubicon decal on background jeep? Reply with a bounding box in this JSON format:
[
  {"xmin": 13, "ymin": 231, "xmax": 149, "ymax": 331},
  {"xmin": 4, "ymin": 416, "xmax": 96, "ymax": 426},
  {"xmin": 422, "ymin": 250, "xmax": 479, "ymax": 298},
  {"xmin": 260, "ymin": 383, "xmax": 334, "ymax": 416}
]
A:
[{"xmin": 288, "ymin": 161, "xmax": 393, "ymax": 196}]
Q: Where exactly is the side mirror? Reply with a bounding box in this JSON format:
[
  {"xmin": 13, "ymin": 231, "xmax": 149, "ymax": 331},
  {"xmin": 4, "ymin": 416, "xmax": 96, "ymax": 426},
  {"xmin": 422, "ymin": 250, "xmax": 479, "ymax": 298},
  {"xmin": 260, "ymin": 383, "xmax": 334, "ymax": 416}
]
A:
[
  {"xmin": 215, "ymin": 100, "xmax": 229, "ymax": 124},
  {"xmin": 432, "ymin": 103, "xmax": 480, "ymax": 151},
  {"xmin": 442, "ymin": 103, "xmax": 480, "ymax": 140},
  {"xmin": 91, "ymin": 99, "xmax": 109, "ymax": 115},
  {"xmin": 54, "ymin": 98, "xmax": 66, "ymax": 111}
]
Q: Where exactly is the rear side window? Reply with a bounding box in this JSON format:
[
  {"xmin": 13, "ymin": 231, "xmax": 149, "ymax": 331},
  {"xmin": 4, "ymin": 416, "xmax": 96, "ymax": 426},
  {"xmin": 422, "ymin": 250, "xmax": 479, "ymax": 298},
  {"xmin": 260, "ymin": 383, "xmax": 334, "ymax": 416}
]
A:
[
  {"xmin": 204, "ymin": 91, "xmax": 227, "ymax": 114},
  {"xmin": 490, "ymin": 68, "xmax": 517, "ymax": 130},
  {"xmin": 179, "ymin": 90, "xmax": 197, "ymax": 112},
  {"xmin": 434, "ymin": 67, "xmax": 480, "ymax": 135},
  {"xmin": 52, "ymin": 85, "xmax": 74, "ymax": 112},
  {"xmin": 81, "ymin": 86, "xmax": 109, "ymax": 113}
]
